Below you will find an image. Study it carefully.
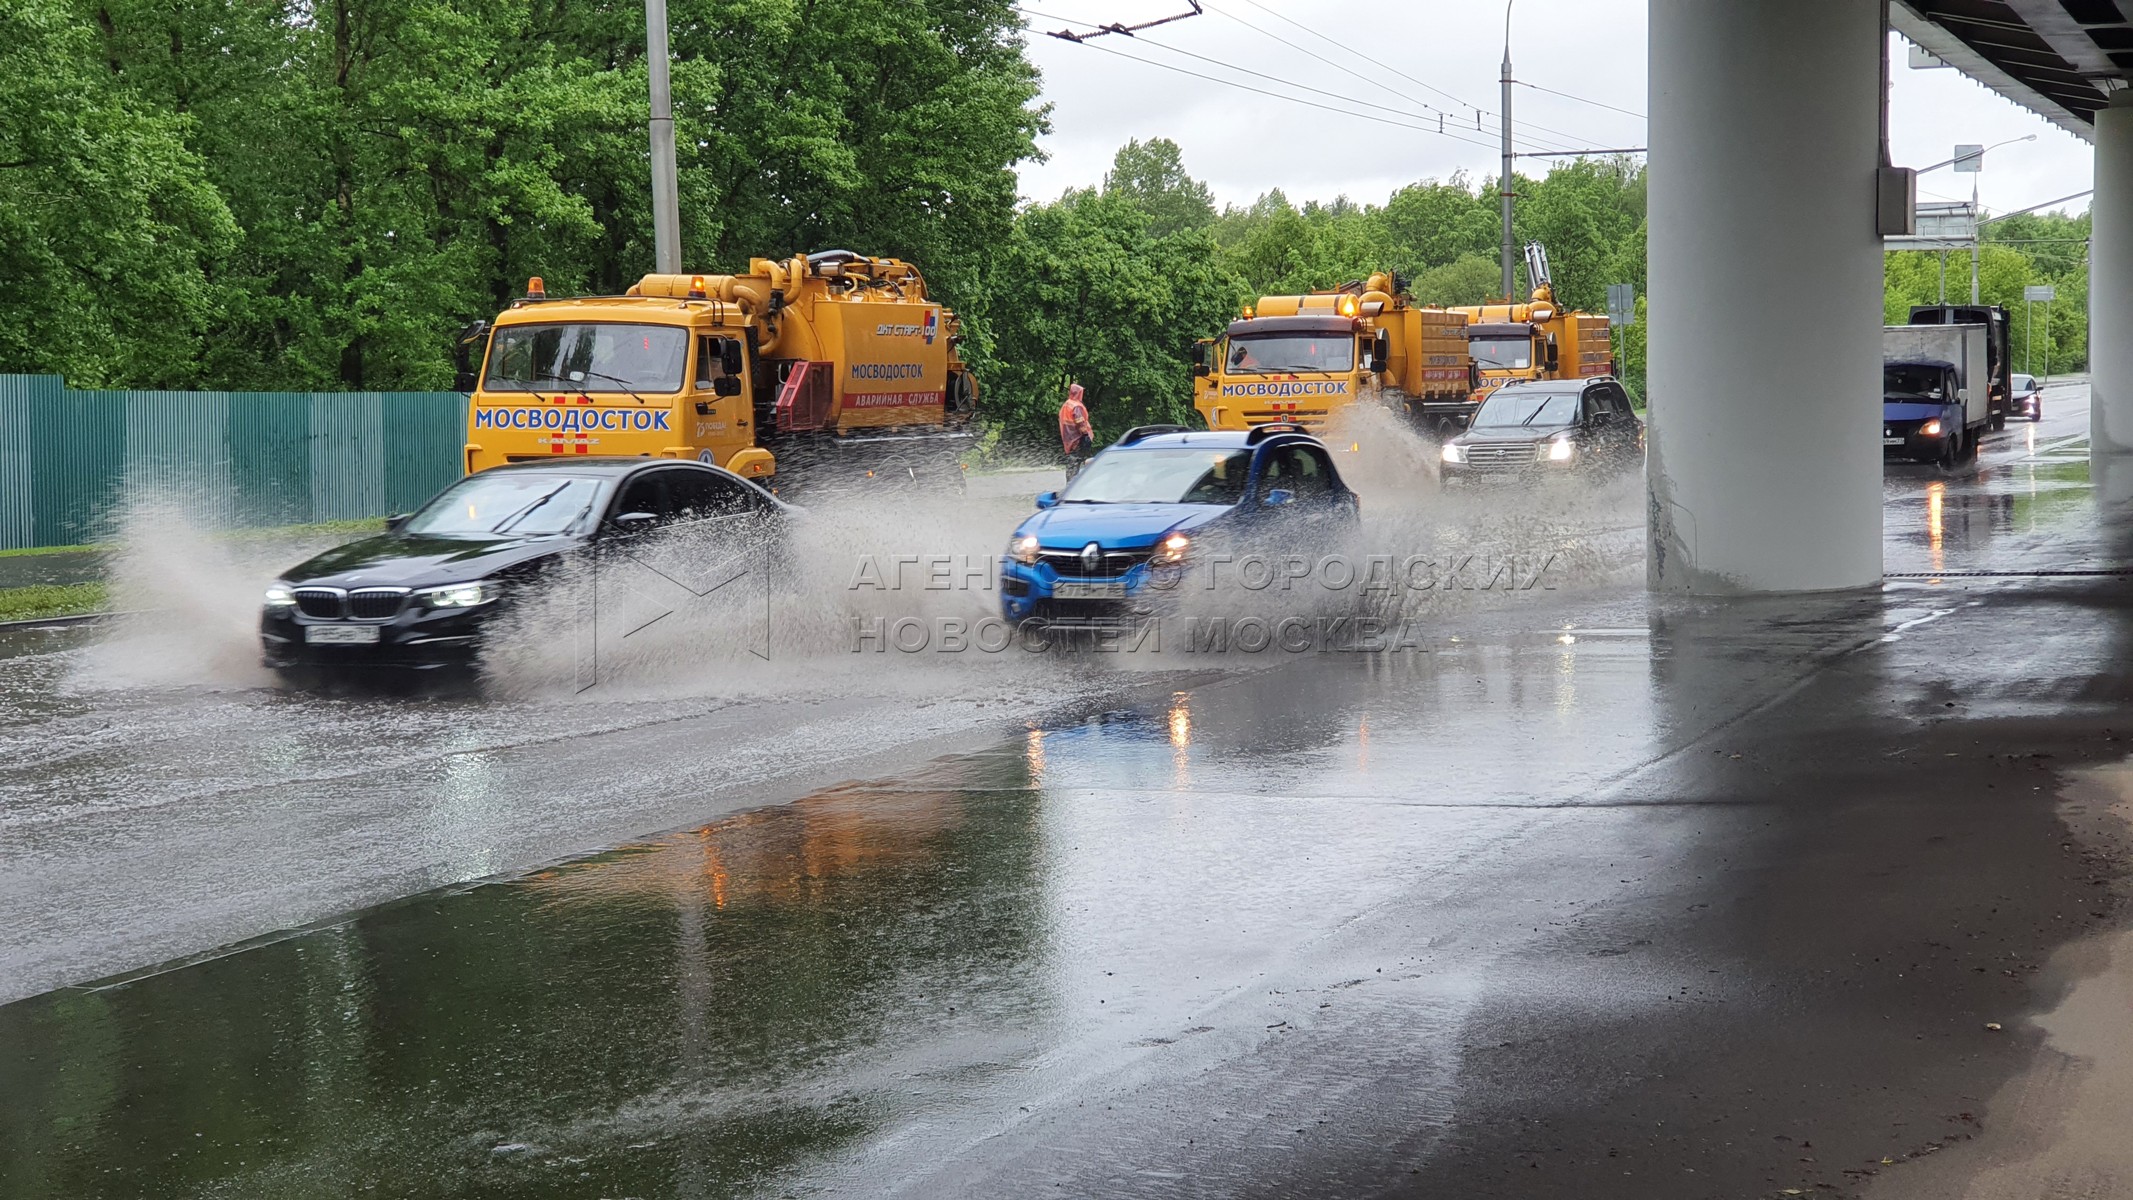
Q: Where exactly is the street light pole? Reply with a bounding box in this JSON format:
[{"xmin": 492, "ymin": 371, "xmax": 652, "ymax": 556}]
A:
[
  {"xmin": 1970, "ymin": 173, "xmax": 1981, "ymax": 304},
  {"xmin": 1500, "ymin": 0, "xmax": 1516, "ymax": 302},
  {"xmin": 646, "ymin": 0, "xmax": 682, "ymax": 274}
]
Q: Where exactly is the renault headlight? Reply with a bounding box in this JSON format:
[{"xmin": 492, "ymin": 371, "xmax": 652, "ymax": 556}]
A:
[
  {"xmin": 1010, "ymin": 534, "xmax": 1040, "ymax": 566},
  {"xmin": 419, "ymin": 581, "xmax": 498, "ymax": 609},
  {"xmin": 263, "ymin": 583, "xmax": 296, "ymax": 613},
  {"xmin": 1152, "ymin": 532, "xmax": 1191, "ymax": 566},
  {"xmin": 1440, "ymin": 443, "xmax": 1465, "ymax": 464},
  {"xmin": 1547, "ymin": 436, "xmax": 1576, "ymax": 462}
]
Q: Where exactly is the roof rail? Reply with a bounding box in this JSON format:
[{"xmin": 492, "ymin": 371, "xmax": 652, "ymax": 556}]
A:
[
  {"xmin": 1245, "ymin": 421, "xmax": 1311, "ymax": 445},
  {"xmin": 1118, "ymin": 424, "xmax": 1190, "ymax": 446}
]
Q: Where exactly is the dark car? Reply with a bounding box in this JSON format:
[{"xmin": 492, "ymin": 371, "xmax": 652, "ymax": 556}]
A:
[
  {"xmin": 1438, "ymin": 378, "xmax": 1643, "ymax": 481},
  {"xmin": 999, "ymin": 423, "xmax": 1360, "ymax": 627},
  {"xmin": 261, "ymin": 459, "xmax": 792, "ymax": 670},
  {"xmin": 2011, "ymin": 372, "xmax": 2042, "ymax": 422}
]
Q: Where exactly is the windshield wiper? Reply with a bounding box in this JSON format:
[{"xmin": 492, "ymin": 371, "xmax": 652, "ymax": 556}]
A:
[
  {"xmin": 535, "ymin": 368, "xmax": 655, "ymax": 407},
  {"xmin": 491, "ymin": 482, "xmax": 574, "ymax": 535}
]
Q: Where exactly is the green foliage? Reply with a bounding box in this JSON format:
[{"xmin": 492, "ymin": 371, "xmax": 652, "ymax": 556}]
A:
[
  {"xmin": 1883, "ymin": 206, "xmax": 2091, "ymax": 374},
  {"xmin": 977, "ymin": 189, "xmax": 1245, "ymax": 449},
  {"xmin": 0, "ymin": 0, "xmax": 236, "ymax": 386},
  {"xmin": 5, "ymin": 0, "xmax": 1043, "ymax": 391},
  {"xmin": 1101, "ymin": 138, "xmax": 1215, "ymax": 238}
]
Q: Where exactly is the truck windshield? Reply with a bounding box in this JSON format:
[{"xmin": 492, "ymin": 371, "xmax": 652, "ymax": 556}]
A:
[
  {"xmin": 484, "ymin": 324, "xmax": 690, "ymax": 394},
  {"xmin": 1062, "ymin": 448, "xmax": 1255, "ymax": 505},
  {"xmin": 1226, "ymin": 335, "xmax": 1355, "ymax": 374},
  {"xmin": 403, "ymin": 474, "xmax": 602, "ymax": 538},
  {"xmin": 1469, "ymin": 337, "xmax": 1533, "ymax": 370},
  {"xmin": 1472, "ymin": 391, "xmax": 1578, "ymax": 430},
  {"xmin": 1884, "ymin": 366, "xmax": 1948, "ymax": 400}
]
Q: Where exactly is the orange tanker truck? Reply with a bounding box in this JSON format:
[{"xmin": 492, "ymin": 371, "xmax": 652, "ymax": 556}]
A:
[
  {"xmin": 1192, "ymin": 272, "xmax": 1471, "ymax": 432},
  {"xmin": 457, "ymin": 250, "xmax": 978, "ymax": 487}
]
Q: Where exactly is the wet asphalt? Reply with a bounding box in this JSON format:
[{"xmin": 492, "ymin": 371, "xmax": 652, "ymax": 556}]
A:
[{"xmin": 2, "ymin": 380, "xmax": 2128, "ymax": 1198}]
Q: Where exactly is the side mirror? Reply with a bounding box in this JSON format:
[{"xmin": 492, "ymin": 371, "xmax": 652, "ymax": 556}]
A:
[
  {"xmin": 1544, "ymin": 340, "xmax": 1560, "ymax": 372},
  {"xmin": 1035, "ymin": 491, "xmax": 1060, "ymax": 510},
  {"xmin": 712, "ymin": 376, "xmax": 742, "ymax": 397},
  {"xmin": 452, "ymin": 319, "xmax": 490, "ymax": 392},
  {"xmin": 609, "ymin": 511, "xmax": 657, "ymax": 535},
  {"xmin": 385, "ymin": 512, "xmax": 411, "ymax": 532},
  {"xmin": 1373, "ymin": 330, "xmax": 1392, "ymax": 372},
  {"xmin": 1262, "ymin": 488, "xmax": 1295, "ymax": 508},
  {"xmin": 720, "ymin": 338, "xmax": 746, "ymax": 377}
]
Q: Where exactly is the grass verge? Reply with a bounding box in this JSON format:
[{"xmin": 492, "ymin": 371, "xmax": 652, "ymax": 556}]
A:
[{"xmin": 0, "ymin": 583, "xmax": 111, "ymax": 622}]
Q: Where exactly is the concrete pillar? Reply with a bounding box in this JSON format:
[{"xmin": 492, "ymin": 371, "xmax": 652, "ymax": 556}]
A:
[
  {"xmin": 2092, "ymin": 92, "xmax": 2133, "ymax": 456},
  {"xmin": 1646, "ymin": 0, "xmax": 1884, "ymax": 593}
]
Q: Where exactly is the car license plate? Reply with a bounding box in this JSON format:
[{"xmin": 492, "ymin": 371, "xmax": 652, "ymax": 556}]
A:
[
  {"xmin": 1055, "ymin": 581, "xmax": 1126, "ymax": 601},
  {"xmin": 306, "ymin": 625, "xmax": 380, "ymax": 645},
  {"xmin": 1882, "ymin": 436, "xmax": 1905, "ymax": 446}
]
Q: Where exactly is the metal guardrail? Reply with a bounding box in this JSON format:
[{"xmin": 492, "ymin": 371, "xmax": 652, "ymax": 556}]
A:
[{"xmin": 0, "ymin": 375, "xmax": 467, "ymax": 551}]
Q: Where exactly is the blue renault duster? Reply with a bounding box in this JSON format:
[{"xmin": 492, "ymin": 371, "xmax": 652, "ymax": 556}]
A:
[{"xmin": 999, "ymin": 423, "xmax": 1360, "ymax": 626}]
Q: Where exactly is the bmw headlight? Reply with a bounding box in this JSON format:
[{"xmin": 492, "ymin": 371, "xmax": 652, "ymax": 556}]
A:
[
  {"xmin": 263, "ymin": 583, "xmax": 296, "ymax": 613},
  {"xmin": 419, "ymin": 581, "xmax": 498, "ymax": 609},
  {"xmin": 1152, "ymin": 532, "xmax": 1191, "ymax": 566},
  {"xmin": 1010, "ymin": 534, "xmax": 1040, "ymax": 566},
  {"xmin": 1547, "ymin": 436, "xmax": 1576, "ymax": 462},
  {"xmin": 1440, "ymin": 443, "xmax": 1465, "ymax": 464}
]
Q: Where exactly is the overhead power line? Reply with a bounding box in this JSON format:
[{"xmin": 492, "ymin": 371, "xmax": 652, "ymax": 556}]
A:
[
  {"xmin": 1217, "ymin": 0, "xmax": 1614, "ymax": 148},
  {"xmin": 1513, "ymin": 79, "xmax": 1646, "ymax": 121},
  {"xmin": 1126, "ymin": 29, "xmax": 1584, "ymax": 155},
  {"xmin": 1056, "ymin": 34, "xmax": 1505, "ymax": 152},
  {"xmin": 1019, "ymin": 5, "xmax": 1587, "ymax": 156}
]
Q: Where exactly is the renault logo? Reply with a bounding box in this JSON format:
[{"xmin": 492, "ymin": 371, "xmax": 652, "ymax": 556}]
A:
[{"xmin": 1080, "ymin": 542, "xmax": 1103, "ymax": 574}]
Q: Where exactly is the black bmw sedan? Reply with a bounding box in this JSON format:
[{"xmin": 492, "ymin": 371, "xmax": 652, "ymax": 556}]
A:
[
  {"xmin": 1438, "ymin": 378, "xmax": 1644, "ymax": 482},
  {"xmin": 261, "ymin": 459, "xmax": 791, "ymax": 671}
]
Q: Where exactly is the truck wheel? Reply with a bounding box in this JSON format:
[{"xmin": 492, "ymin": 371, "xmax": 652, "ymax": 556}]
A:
[{"xmin": 1938, "ymin": 430, "xmax": 1960, "ymax": 470}]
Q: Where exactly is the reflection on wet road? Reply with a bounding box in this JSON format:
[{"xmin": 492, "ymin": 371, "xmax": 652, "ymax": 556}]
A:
[{"xmin": 2, "ymin": 379, "xmax": 2124, "ymax": 1197}]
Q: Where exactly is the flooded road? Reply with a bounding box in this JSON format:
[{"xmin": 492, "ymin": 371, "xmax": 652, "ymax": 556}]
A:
[{"xmin": 4, "ymin": 380, "xmax": 2127, "ymax": 1197}]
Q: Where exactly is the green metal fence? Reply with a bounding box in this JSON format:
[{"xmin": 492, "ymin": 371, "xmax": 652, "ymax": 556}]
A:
[{"xmin": 0, "ymin": 375, "xmax": 467, "ymax": 551}]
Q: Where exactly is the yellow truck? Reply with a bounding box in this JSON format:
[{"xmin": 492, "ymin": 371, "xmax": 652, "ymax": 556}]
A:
[
  {"xmin": 457, "ymin": 251, "xmax": 977, "ymax": 485},
  {"xmin": 1444, "ymin": 243, "xmax": 1613, "ymax": 432},
  {"xmin": 1191, "ymin": 272, "xmax": 1471, "ymax": 432}
]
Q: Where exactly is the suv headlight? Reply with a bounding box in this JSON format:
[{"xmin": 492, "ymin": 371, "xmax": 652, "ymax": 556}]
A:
[
  {"xmin": 1010, "ymin": 534, "xmax": 1040, "ymax": 566},
  {"xmin": 419, "ymin": 581, "xmax": 498, "ymax": 608},
  {"xmin": 263, "ymin": 583, "xmax": 296, "ymax": 613},
  {"xmin": 1440, "ymin": 443, "xmax": 1465, "ymax": 464},
  {"xmin": 1152, "ymin": 532, "xmax": 1191, "ymax": 566},
  {"xmin": 1547, "ymin": 436, "xmax": 1575, "ymax": 462}
]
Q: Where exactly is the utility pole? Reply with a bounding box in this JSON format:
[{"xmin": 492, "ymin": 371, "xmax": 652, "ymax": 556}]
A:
[
  {"xmin": 646, "ymin": 0, "xmax": 682, "ymax": 274},
  {"xmin": 1500, "ymin": 1, "xmax": 1517, "ymax": 301}
]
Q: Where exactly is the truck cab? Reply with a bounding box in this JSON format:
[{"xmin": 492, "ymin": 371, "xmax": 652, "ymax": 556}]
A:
[
  {"xmin": 461, "ymin": 283, "xmax": 771, "ymax": 479},
  {"xmin": 1882, "ymin": 357, "xmax": 1967, "ymax": 466},
  {"xmin": 1192, "ymin": 273, "xmax": 1468, "ymax": 434}
]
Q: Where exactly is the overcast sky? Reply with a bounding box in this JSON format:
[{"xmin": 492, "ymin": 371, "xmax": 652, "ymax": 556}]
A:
[{"xmin": 1013, "ymin": 0, "xmax": 2096, "ymax": 220}]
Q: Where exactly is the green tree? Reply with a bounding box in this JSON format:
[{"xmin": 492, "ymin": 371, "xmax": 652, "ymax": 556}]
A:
[
  {"xmin": 0, "ymin": 0, "xmax": 235, "ymax": 385},
  {"xmin": 979, "ymin": 188, "xmax": 1245, "ymax": 448},
  {"xmin": 1101, "ymin": 137, "xmax": 1215, "ymax": 238}
]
